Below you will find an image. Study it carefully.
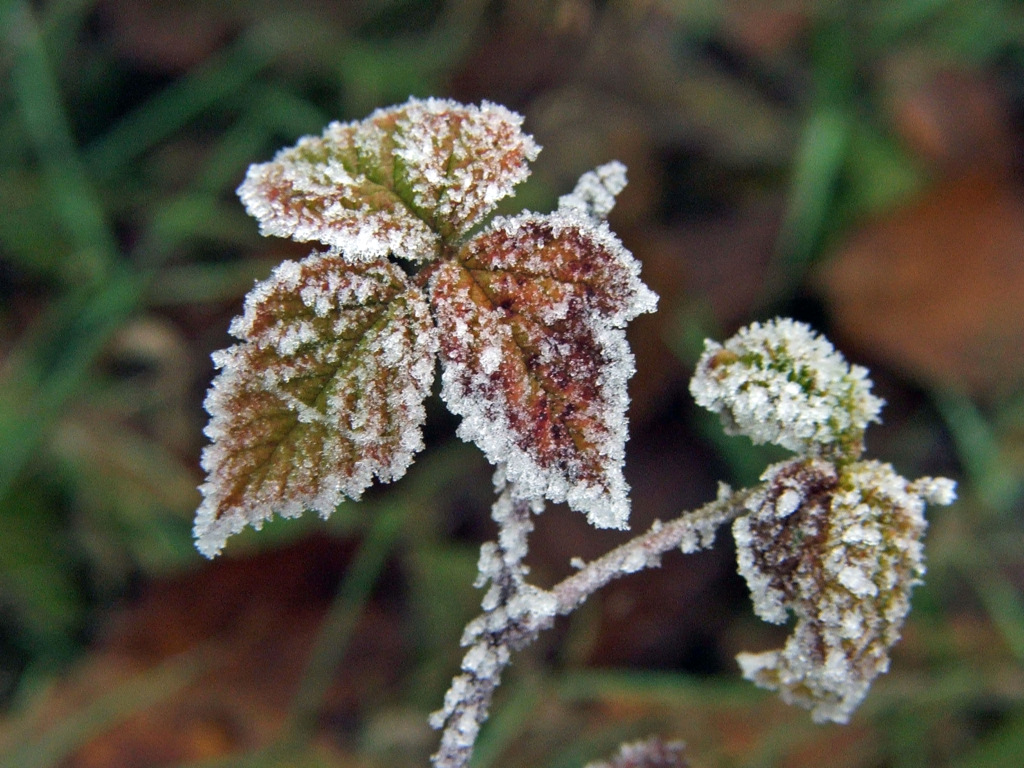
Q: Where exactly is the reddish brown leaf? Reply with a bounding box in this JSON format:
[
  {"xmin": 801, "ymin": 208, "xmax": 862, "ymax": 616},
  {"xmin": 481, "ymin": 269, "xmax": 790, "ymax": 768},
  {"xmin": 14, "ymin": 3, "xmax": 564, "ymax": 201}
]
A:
[
  {"xmin": 430, "ymin": 211, "xmax": 657, "ymax": 528},
  {"xmin": 195, "ymin": 253, "xmax": 435, "ymax": 556}
]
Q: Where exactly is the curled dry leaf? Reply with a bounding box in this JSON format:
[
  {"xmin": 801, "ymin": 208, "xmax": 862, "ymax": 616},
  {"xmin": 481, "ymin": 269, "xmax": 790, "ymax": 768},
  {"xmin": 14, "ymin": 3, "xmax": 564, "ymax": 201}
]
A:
[
  {"xmin": 431, "ymin": 211, "xmax": 657, "ymax": 529},
  {"xmin": 734, "ymin": 457, "xmax": 955, "ymax": 723},
  {"xmin": 195, "ymin": 253, "xmax": 436, "ymax": 557},
  {"xmin": 237, "ymin": 98, "xmax": 539, "ymax": 262}
]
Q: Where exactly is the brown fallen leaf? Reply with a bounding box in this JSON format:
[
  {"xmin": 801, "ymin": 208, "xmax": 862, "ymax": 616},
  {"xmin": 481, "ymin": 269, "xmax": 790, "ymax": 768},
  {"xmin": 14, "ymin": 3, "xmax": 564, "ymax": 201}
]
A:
[{"xmin": 817, "ymin": 172, "xmax": 1024, "ymax": 399}]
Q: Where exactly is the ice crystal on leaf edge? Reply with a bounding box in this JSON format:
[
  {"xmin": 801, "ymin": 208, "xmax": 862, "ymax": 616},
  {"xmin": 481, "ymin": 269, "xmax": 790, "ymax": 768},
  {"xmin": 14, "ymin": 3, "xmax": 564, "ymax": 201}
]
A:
[
  {"xmin": 194, "ymin": 254, "xmax": 437, "ymax": 557},
  {"xmin": 734, "ymin": 458, "xmax": 955, "ymax": 723},
  {"xmin": 237, "ymin": 98, "xmax": 539, "ymax": 262},
  {"xmin": 690, "ymin": 317, "xmax": 884, "ymax": 459},
  {"xmin": 433, "ymin": 207, "xmax": 657, "ymax": 530}
]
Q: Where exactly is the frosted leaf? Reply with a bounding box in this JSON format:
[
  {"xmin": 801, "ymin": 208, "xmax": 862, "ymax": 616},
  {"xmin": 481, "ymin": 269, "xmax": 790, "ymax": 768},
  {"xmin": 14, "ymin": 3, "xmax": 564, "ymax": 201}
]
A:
[
  {"xmin": 430, "ymin": 210, "xmax": 658, "ymax": 529},
  {"xmin": 237, "ymin": 97, "xmax": 539, "ymax": 261},
  {"xmin": 734, "ymin": 457, "xmax": 956, "ymax": 723},
  {"xmin": 194, "ymin": 252, "xmax": 436, "ymax": 557},
  {"xmin": 558, "ymin": 161, "xmax": 628, "ymax": 220},
  {"xmin": 690, "ymin": 318, "xmax": 884, "ymax": 459}
]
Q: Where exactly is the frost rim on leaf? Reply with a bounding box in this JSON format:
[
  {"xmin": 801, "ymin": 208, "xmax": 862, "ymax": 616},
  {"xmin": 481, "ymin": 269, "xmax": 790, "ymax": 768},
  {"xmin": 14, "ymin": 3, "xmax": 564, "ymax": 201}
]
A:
[
  {"xmin": 205, "ymin": 96, "xmax": 656, "ymax": 562},
  {"xmin": 734, "ymin": 457, "xmax": 956, "ymax": 723},
  {"xmin": 558, "ymin": 160, "xmax": 628, "ymax": 220},
  {"xmin": 237, "ymin": 97, "xmax": 540, "ymax": 262}
]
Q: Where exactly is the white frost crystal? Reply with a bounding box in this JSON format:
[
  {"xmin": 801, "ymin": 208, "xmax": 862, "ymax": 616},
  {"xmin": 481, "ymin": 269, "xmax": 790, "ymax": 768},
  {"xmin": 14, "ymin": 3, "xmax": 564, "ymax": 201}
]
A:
[
  {"xmin": 690, "ymin": 318, "xmax": 884, "ymax": 458},
  {"xmin": 584, "ymin": 738, "xmax": 689, "ymax": 768},
  {"xmin": 431, "ymin": 478, "xmax": 557, "ymax": 768},
  {"xmin": 692, "ymin": 319, "xmax": 957, "ymax": 722},
  {"xmin": 433, "ymin": 204, "xmax": 657, "ymax": 530},
  {"xmin": 207, "ymin": 98, "xmax": 659, "ymax": 561},
  {"xmin": 733, "ymin": 457, "xmax": 956, "ymax": 723}
]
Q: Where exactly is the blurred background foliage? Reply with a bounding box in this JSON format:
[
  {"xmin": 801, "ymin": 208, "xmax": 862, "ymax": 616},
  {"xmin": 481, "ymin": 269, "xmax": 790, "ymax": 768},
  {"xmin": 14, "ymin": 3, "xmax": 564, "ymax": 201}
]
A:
[{"xmin": 1, "ymin": 0, "xmax": 1023, "ymax": 766}]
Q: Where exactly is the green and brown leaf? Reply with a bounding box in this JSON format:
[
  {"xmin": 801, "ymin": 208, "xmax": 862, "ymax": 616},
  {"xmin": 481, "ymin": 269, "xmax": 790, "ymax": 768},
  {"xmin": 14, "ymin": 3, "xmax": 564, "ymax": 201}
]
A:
[
  {"xmin": 236, "ymin": 98, "xmax": 539, "ymax": 262},
  {"xmin": 194, "ymin": 252, "xmax": 436, "ymax": 557},
  {"xmin": 204, "ymin": 99, "xmax": 656, "ymax": 553}
]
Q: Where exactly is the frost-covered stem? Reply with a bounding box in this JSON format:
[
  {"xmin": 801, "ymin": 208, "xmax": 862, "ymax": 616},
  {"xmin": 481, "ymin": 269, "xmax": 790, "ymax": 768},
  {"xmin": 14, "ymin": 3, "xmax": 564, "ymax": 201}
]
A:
[
  {"xmin": 430, "ymin": 481, "xmax": 754, "ymax": 768},
  {"xmin": 430, "ymin": 470, "xmax": 556, "ymax": 768},
  {"xmin": 552, "ymin": 484, "xmax": 754, "ymax": 616}
]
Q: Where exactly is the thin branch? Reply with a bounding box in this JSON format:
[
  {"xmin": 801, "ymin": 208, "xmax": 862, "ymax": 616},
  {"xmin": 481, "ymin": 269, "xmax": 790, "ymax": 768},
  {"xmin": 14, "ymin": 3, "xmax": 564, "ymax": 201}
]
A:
[
  {"xmin": 552, "ymin": 484, "xmax": 754, "ymax": 616},
  {"xmin": 430, "ymin": 473, "xmax": 554, "ymax": 768}
]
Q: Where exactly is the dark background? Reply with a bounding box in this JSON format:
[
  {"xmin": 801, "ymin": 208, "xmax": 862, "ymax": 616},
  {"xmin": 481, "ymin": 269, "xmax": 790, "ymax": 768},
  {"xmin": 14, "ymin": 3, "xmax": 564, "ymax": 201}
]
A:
[{"xmin": 1, "ymin": 1, "xmax": 1023, "ymax": 766}]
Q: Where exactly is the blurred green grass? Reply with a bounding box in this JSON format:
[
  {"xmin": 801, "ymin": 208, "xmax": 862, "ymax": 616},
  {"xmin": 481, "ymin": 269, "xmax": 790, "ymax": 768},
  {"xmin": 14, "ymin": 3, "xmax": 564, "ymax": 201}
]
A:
[{"xmin": 1, "ymin": 1, "xmax": 1023, "ymax": 767}]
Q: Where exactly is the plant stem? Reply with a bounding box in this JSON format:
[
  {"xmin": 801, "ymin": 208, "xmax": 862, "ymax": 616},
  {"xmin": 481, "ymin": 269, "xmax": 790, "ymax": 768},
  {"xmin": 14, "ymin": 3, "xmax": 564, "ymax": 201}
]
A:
[
  {"xmin": 551, "ymin": 485, "xmax": 753, "ymax": 616},
  {"xmin": 430, "ymin": 474, "xmax": 543, "ymax": 768},
  {"xmin": 430, "ymin": 481, "xmax": 754, "ymax": 768}
]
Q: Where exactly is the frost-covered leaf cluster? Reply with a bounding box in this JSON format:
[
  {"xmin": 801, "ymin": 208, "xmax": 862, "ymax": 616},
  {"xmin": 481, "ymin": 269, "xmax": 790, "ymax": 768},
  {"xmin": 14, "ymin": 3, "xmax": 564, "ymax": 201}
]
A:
[
  {"xmin": 689, "ymin": 319, "xmax": 956, "ymax": 722},
  {"xmin": 196, "ymin": 98, "xmax": 656, "ymax": 556},
  {"xmin": 733, "ymin": 457, "xmax": 955, "ymax": 723},
  {"xmin": 205, "ymin": 92, "xmax": 961, "ymax": 768},
  {"xmin": 690, "ymin": 318, "xmax": 884, "ymax": 459}
]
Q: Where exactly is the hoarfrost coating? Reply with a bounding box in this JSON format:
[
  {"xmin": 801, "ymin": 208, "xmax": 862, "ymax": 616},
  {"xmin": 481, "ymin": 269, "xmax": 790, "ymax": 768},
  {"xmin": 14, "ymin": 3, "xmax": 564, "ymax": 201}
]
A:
[
  {"xmin": 200, "ymin": 97, "xmax": 656, "ymax": 554},
  {"xmin": 558, "ymin": 160, "xmax": 628, "ymax": 220},
  {"xmin": 690, "ymin": 318, "xmax": 884, "ymax": 458},
  {"xmin": 194, "ymin": 254, "xmax": 437, "ymax": 557},
  {"xmin": 688, "ymin": 319, "xmax": 956, "ymax": 724},
  {"xmin": 432, "ymin": 209, "xmax": 656, "ymax": 529}
]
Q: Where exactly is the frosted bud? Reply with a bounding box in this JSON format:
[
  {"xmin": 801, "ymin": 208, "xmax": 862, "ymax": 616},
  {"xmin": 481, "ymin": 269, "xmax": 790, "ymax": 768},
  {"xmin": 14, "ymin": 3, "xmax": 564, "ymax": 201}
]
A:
[
  {"xmin": 734, "ymin": 457, "xmax": 956, "ymax": 723},
  {"xmin": 690, "ymin": 318, "xmax": 884, "ymax": 459},
  {"xmin": 558, "ymin": 161, "xmax": 628, "ymax": 220}
]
